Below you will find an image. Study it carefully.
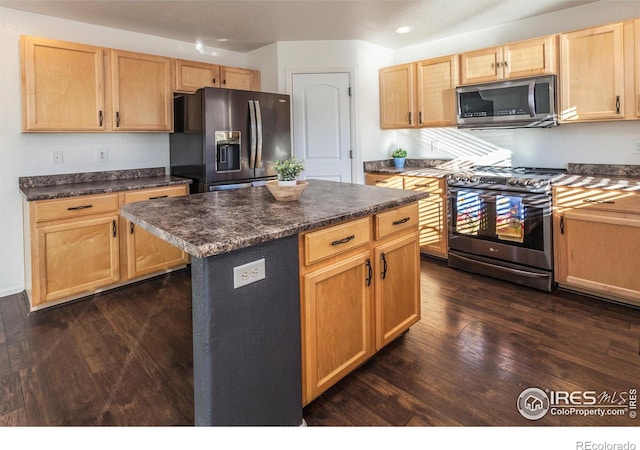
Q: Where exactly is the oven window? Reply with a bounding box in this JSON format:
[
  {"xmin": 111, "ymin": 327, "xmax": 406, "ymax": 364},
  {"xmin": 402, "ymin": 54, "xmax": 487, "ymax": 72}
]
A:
[
  {"xmin": 452, "ymin": 190, "xmax": 548, "ymax": 251},
  {"xmin": 455, "ymin": 190, "xmax": 482, "ymax": 236},
  {"xmin": 496, "ymin": 195, "xmax": 524, "ymax": 243}
]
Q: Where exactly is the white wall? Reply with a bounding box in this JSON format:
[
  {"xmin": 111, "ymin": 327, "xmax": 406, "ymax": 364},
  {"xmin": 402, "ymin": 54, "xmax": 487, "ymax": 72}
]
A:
[
  {"xmin": 0, "ymin": 8, "xmax": 252, "ymax": 297},
  {"xmin": 387, "ymin": 1, "xmax": 640, "ymax": 168}
]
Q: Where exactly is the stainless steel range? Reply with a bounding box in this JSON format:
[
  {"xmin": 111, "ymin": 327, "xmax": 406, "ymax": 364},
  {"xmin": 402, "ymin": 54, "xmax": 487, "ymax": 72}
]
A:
[{"xmin": 446, "ymin": 166, "xmax": 566, "ymax": 291}]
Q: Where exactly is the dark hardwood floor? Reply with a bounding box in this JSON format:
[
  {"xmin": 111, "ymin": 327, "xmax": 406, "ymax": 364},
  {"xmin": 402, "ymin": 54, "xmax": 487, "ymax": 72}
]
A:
[{"xmin": 1, "ymin": 257, "xmax": 639, "ymax": 426}]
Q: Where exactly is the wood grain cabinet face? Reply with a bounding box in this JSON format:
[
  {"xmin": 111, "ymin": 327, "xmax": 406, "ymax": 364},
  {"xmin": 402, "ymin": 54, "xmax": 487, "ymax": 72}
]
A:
[
  {"xmin": 299, "ymin": 204, "xmax": 421, "ymax": 405},
  {"xmin": 174, "ymin": 59, "xmax": 221, "ymax": 93},
  {"xmin": 460, "ymin": 35, "xmax": 557, "ymax": 85},
  {"xmin": 20, "ymin": 36, "xmax": 106, "ymax": 131},
  {"xmin": 379, "ymin": 63, "xmax": 416, "ymax": 129},
  {"xmin": 559, "ymin": 23, "xmax": 625, "ymax": 122},
  {"xmin": 364, "ymin": 173, "xmax": 404, "ymax": 189},
  {"xmin": 416, "ymin": 56, "xmax": 459, "ymax": 127},
  {"xmin": 220, "ymin": 66, "xmax": 261, "ymax": 91},
  {"xmin": 403, "ymin": 176, "xmax": 447, "ymax": 258},
  {"xmin": 27, "ymin": 193, "xmax": 121, "ymax": 308},
  {"xmin": 553, "ymin": 187, "xmax": 640, "ymax": 306},
  {"xmin": 123, "ymin": 185, "xmax": 190, "ymax": 279},
  {"xmin": 110, "ymin": 50, "xmax": 174, "ymax": 131}
]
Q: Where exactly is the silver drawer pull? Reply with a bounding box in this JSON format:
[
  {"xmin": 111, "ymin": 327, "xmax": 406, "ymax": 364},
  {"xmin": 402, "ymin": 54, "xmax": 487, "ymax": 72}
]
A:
[
  {"xmin": 331, "ymin": 235, "xmax": 355, "ymax": 246},
  {"xmin": 583, "ymin": 199, "xmax": 615, "ymax": 204},
  {"xmin": 415, "ymin": 183, "xmax": 432, "ymax": 188},
  {"xmin": 392, "ymin": 217, "xmax": 410, "ymax": 226},
  {"xmin": 149, "ymin": 195, "xmax": 169, "ymax": 200},
  {"xmin": 67, "ymin": 204, "xmax": 93, "ymax": 211}
]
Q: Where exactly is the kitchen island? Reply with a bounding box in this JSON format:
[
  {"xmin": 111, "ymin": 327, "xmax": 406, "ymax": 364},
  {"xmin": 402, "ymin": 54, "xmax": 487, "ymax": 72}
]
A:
[{"xmin": 119, "ymin": 179, "xmax": 428, "ymax": 426}]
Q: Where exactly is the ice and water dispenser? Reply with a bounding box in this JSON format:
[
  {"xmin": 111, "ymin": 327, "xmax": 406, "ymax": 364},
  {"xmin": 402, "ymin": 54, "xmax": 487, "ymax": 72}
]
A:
[{"xmin": 215, "ymin": 131, "xmax": 241, "ymax": 173}]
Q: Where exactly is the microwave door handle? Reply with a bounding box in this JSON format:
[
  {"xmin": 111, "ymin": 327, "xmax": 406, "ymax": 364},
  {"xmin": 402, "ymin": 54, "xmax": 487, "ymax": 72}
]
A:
[
  {"xmin": 255, "ymin": 100, "xmax": 263, "ymax": 168},
  {"xmin": 528, "ymin": 81, "xmax": 536, "ymax": 117},
  {"xmin": 249, "ymin": 100, "xmax": 257, "ymax": 169}
]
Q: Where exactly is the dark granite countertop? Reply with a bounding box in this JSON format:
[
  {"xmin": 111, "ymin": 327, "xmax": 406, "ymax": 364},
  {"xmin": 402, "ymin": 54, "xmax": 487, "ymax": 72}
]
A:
[
  {"xmin": 19, "ymin": 168, "xmax": 192, "ymax": 201},
  {"xmin": 554, "ymin": 163, "xmax": 640, "ymax": 192},
  {"xmin": 364, "ymin": 159, "xmax": 472, "ymax": 178},
  {"xmin": 120, "ymin": 179, "xmax": 429, "ymax": 259}
]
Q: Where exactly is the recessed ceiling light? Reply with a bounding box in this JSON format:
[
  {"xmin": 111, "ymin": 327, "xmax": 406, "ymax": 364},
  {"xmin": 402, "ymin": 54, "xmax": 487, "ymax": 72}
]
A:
[{"xmin": 395, "ymin": 26, "xmax": 414, "ymax": 34}]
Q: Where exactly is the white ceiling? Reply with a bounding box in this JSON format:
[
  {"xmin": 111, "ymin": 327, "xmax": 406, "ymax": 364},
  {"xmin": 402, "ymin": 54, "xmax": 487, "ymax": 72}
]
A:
[{"xmin": 0, "ymin": 0, "xmax": 599, "ymax": 53}]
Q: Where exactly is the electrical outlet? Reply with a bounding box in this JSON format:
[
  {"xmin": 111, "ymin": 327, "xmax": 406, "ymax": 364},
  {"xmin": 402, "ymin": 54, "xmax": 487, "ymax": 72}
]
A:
[
  {"xmin": 431, "ymin": 141, "xmax": 439, "ymax": 152},
  {"xmin": 633, "ymin": 139, "xmax": 640, "ymax": 154},
  {"xmin": 51, "ymin": 150, "xmax": 63, "ymax": 164},
  {"xmin": 233, "ymin": 258, "xmax": 266, "ymax": 289},
  {"xmin": 96, "ymin": 148, "xmax": 108, "ymax": 162}
]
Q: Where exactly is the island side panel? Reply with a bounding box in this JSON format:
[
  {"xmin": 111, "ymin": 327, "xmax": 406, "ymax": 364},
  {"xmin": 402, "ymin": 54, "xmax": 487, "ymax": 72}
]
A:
[{"xmin": 190, "ymin": 234, "xmax": 303, "ymax": 426}]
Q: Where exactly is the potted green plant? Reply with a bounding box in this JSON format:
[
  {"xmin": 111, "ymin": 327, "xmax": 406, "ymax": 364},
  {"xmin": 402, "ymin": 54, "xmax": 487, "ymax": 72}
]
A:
[
  {"xmin": 391, "ymin": 148, "xmax": 407, "ymax": 169},
  {"xmin": 272, "ymin": 157, "xmax": 305, "ymax": 186}
]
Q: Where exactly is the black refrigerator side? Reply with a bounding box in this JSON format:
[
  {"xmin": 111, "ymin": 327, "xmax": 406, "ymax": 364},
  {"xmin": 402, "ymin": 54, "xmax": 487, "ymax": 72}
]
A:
[
  {"xmin": 170, "ymin": 91, "xmax": 206, "ymax": 194},
  {"xmin": 253, "ymin": 92, "xmax": 292, "ymax": 181}
]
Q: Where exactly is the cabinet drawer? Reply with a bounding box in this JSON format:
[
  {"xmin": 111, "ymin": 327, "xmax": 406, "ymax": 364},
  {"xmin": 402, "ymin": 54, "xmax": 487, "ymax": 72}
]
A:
[
  {"xmin": 375, "ymin": 203, "xmax": 419, "ymax": 240},
  {"xmin": 403, "ymin": 176, "xmax": 443, "ymax": 194},
  {"xmin": 304, "ymin": 217, "xmax": 371, "ymax": 266},
  {"xmin": 124, "ymin": 185, "xmax": 188, "ymax": 204},
  {"xmin": 364, "ymin": 173, "xmax": 404, "ymax": 189},
  {"xmin": 33, "ymin": 193, "xmax": 119, "ymax": 223},
  {"xmin": 554, "ymin": 187, "xmax": 640, "ymax": 213}
]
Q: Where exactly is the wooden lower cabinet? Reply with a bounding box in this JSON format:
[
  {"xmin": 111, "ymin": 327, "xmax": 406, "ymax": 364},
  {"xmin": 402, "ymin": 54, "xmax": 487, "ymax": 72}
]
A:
[
  {"xmin": 24, "ymin": 185, "xmax": 189, "ymax": 311},
  {"xmin": 32, "ymin": 215, "xmax": 120, "ymax": 306},
  {"xmin": 553, "ymin": 186, "xmax": 640, "ymax": 306},
  {"xmin": 123, "ymin": 186, "xmax": 190, "ymax": 279},
  {"xmin": 300, "ymin": 203, "xmax": 421, "ymax": 405},
  {"xmin": 366, "ymin": 173, "xmax": 448, "ymax": 258}
]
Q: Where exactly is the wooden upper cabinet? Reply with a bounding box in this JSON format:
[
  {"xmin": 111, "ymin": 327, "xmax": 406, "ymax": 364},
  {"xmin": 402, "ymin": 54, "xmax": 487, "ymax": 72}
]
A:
[
  {"xmin": 110, "ymin": 50, "xmax": 173, "ymax": 131},
  {"xmin": 416, "ymin": 55, "xmax": 458, "ymax": 127},
  {"xmin": 460, "ymin": 35, "xmax": 557, "ymax": 84},
  {"xmin": 220, "ymin": 66, "xmax": 260, "ymax": 91},
  {"xmin": 20, "ymin": 36, "xmax": 106, "ymax": 132},
  {"xmin": 379, "ymin": 63, "xmax": 416, "ymax": 129},
  {"xmin": 559, "ymin": 23, "xmax": 625, "ymax": 122},
  {"xmin": 175, "ymin": 59, "xmax": 221, "ymax": 93}
]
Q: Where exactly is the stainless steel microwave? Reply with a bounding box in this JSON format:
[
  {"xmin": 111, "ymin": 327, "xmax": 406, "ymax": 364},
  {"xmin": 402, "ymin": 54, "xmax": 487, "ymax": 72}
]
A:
[{"xmin": 456, "ymin": 75, "xmax": 557, "ymax": 129}]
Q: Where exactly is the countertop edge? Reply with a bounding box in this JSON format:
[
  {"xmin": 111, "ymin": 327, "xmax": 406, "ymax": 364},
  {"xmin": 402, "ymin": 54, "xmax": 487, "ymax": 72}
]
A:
[{"xmin": 20, "ymin": 176, "xmax": 193, "ymax": 201}]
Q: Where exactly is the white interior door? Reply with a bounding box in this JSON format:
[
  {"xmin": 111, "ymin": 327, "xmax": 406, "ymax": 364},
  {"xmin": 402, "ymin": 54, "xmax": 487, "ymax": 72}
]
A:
[{"xmin": 292, "ymin": 72, "xmax": 352, "ymax": 183}]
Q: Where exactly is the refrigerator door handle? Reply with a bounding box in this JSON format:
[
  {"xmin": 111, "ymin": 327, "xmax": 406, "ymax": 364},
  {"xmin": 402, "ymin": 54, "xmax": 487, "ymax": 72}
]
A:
[
  {"xmin": 255, "ymin": 100, "xmax": 263, "ymax": 168},
  {"xmin": 249, "ymin": 100, "xmax": 257, "ymax": 169}
]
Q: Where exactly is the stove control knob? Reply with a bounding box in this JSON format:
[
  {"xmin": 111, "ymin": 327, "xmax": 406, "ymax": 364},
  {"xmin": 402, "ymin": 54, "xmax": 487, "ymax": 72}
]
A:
[
  {"xmin": 519, "ymin": 178, "xmax": 530, "ymax": 186},
  {"xmin": 507, "ymin": 177, "xmax": 518, "ymax": 185}
]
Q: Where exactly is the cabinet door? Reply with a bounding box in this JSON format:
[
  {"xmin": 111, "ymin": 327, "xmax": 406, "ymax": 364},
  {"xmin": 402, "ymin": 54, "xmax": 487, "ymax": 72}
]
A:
[
  {"xmin": 403, "ymin": 177, "xmax": 447, "ymax": 258},
  {"xmin": 556, "ymin": 210, "xmax": 640, "ymax": 305},
  {"xmin": 416, "ymin": 56, "xmax": 458, "ymax": 127},
  {"xmin": 20, "ymin": 36, "xmax": 106, "ymax": 131},
  {"xmin": 301, "ymin": 251, "xmax": 374, "ymax": 404},
  {"xmin": 459, "ymin": 47, "xmax": 502, "ymax": 84},
  {"xmin": 175, "ymin": 59, "xmax": 220, "ymax": 92},
  {"xmin": 33, "ymin": 215, "xmax": 120, "ymax": 306},
  {"xmin": 374, "ymin": 231, "xmax": 421, "ymax": 350},
  {"xmin": 559, "ymin": 23, "xmax": 625, "ymax": 121},
  {"xmin": 379, "ymin": 63, "xmax": 416, "ymax": 128},
  {"xmin": 110, "ymin": 50, "xmax": 173, "ymax": 131},
  {"xmin": 124, "ymin": 186, "xmax": 189, "ymax": 279},
  {"xmin": 220, "ymin": 66, "xmax": 260, "ymax": 91},
  {"xmin": 503, "ymin": 35, "xmax": 557, "ymax": 79}
]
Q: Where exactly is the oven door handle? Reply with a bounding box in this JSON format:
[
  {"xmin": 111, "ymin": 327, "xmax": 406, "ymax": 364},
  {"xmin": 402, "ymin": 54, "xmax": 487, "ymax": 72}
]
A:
[{"xmin": 451, "ymin": 253, "xmax": 550, "ymax": 279}]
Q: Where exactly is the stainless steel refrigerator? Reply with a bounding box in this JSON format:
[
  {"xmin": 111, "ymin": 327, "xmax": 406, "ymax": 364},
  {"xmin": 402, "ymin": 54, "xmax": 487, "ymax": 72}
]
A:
[{"xmin": 170, "ymin": 88, "xmax": 292, "ymax": 193}]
